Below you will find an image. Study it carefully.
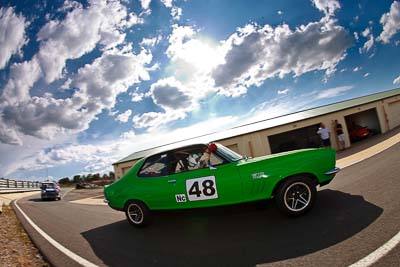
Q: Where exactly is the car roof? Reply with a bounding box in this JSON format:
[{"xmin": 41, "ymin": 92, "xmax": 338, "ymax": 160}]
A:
[{"xmin": 144, "ymin": 144, "xmax": 208, "ymax": 159}]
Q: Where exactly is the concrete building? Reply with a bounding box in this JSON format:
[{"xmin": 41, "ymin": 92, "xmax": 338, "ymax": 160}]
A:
[{"xmin": 113, "ymin": 88, "xmax": 400, "ymax": 179}]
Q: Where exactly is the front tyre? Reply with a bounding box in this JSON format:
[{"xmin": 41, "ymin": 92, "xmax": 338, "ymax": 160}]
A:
[
  {"xmin": 125, "ymin": 200, "xmax": 151, "ymax": 227},
  {"xmin": 275, "ymin": 176, "xmax": 316, "ymax": 216}
]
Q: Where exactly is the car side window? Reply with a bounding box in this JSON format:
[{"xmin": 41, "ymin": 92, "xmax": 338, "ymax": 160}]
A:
[
  {"xmin": 170, "ymin": 147, "xmax": 226, "ymax": 175},
  {"xmin": 171, "ymin": 149, "xmax": 204, "ymax": 174},
  {"xmin": 138, "ymin": 153, "xmax": 169, "ymax": 177}
]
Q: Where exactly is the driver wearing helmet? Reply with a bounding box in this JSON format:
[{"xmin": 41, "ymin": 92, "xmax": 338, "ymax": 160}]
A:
[{"xmin": 197, "ymin": 143, "xmax": 217, "ymax": 169}]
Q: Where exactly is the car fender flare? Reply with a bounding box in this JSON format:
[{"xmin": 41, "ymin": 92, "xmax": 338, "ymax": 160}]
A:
[
  {"xmin": 271, "ymin": 173, "xmax": 318, "ymax": 197},
  {"xmin": 124, "ymin": 199, "xmax": 151, "ymax": 211}
]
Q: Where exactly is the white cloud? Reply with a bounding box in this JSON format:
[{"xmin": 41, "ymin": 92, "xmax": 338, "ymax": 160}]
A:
[
  {"xmin": 0, "ymin": 132, "xmax": 77, "ymax": 177},
  {"xmin": 161, "ymin": 0, "xmax": 173, "ymax": 8},
  {"xmin": 244, "ymin": 98, "xmax": 308, "ymax": 125},
  {"xmin": 311, "ymin": 0, "xmax": 341, "ymax": 16},
  {"xmin": 360, "ymin": 34, "xmax": 375, "ymax": 54},
  {"xmin": 4, "ymin": 114, "xmax": 241, "ymax": 178},
  {"xmin": 116, "ymin": 109, "xmax": 132, "ymax": 123},
  {"xmin": 1, "ymin": 58, "xmax": 41, "ymax": 106},
  {"xmin": 364, "ymin": 72, "xmax": 370, "ymax": 78},
  {"xmin": 378, "ymin": 1, "xmax": 400, "ymax": 43},
  {"xmin": 212, "ymin": 18, "xmax": 351, "ymax": 96},
  {"xmin": 140, "ymin": 36, "xmax": 161, "ymax": 47},
  {"xmin": 126, "ymin": 12, "xmax": 144, "ymax": 27},
  {"xmin": 130, "ymin": 92, "xmax": 146, "ymax": 102},
  {"xmin": 353, "ymin": 66, "xmax": 362, "ymax": 72},
  {"xmin": 0, "ymin": 117, "xmax": 23, "ymax": 145},
  {"xmin": 18, "ymin": 142, "xmax": 121, "ymax": 174},
  {"xmin": 137, "ymin": 25, "xmax": 225, "ymax": 128},
  {"xmin": 150, "ymin": 77, "xmax": 194, "ymax": 110},
  {"xmin": 2, "ymin": 94, "xmax": 84, "ymax": 140},
  {"xmin": 138, "ymin": 6, "xmax": 351, "ymax": 129},
  {"xmin": 277, "ymin": 88, "xmax": 290, "ymax": 95},
  {"xmin": 36, "ymin": 0, "xmax": 133, "ymax": 83},
  {"xmin": 362, "ymin": 27, "xmax": 370, "ymax": 37},
  {"xmin": 393, "ymin": 75, "xmax": 400, "ymax": 84},
  {"xmin": 141, "ymin": 0, "xmax": 152, "ymax": 10},
  {"xmin": 133, "ymin": 111, "xmax": 186, "ymax": 130},
  {"xmin": 171, "ymin": 7, "xmax": 182, "ymax": 20},
  {"xmin": 159, "ymin": 0, "xmax": 181, "ymax": 20},
  {"xmin": 277, "ymin": 10, "xmax": 283, "ymax": 15},
  {"xmin": 0, "ymin": 48, "xmax": 151, "ymax": 144},
  {"xmin": 120, "ymin": 130, "xmax": 136, "ymax": 139},
  {"xmin": 167, "ymin": 24, "xmax": 195, "ymax": 53},
  {"xmin": 132, "ymin": 24, "xmax": 227, "ymax": 130},
  {"xmin": 359, "ymin": 27, "xmax": 375, "ymax": 54},
  {"xmin": 0, "ymin": 7, "xmax": 28, "ymax": 69},
  {"xmin": 0, "ymin": 1, "xmax": 150, "ymax": 145},
  {"xmin": 354, "ymin": 32, "xmax": 359, "ymax": 41},
  {"xmin": 316, "ymin": 85, "xmax": 353, "ymax": 99}
]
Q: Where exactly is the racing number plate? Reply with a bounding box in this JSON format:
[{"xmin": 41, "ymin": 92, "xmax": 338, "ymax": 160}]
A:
[{"xmin": 186, "ymin": 176, "xmax": 218, "ymax": 201}]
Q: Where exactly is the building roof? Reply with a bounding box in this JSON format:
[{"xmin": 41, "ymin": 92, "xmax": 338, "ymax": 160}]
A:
[{"xmin": 114, "ymin": 88, "xmax": 400, "ymax": 165}]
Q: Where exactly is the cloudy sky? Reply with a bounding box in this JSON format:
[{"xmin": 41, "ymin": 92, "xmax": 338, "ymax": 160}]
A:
[{"xmin": 1, "ymin": 0, "xmax": 400, "ymax": 181}]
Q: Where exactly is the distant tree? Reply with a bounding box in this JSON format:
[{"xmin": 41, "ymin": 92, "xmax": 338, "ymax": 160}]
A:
[
  {"xmin": 102, "ymin": 174, "xmax": 109, "ymax": 180},
  {"xmin": 73, "ymin": 175, "xmax": 81, "ymax": 183},
  {"xmin": 92, "ymin": 173, "xmax": 100, "ymax": 181},
  {"xmin": 109, "ymin": 171, "xmax": 115, "ymax": 180},
  {"xmin": 86, "ymin": 174, "xmax": 93, "ymax": 182},
  {"xmin": 59, "ymin": 177, "xmax": 70, "ymax": 184}
]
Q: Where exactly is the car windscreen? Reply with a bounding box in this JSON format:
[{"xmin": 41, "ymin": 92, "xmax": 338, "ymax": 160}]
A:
[
  {"xmin": 216, "ymin": 144, "xmax": 243, "ymax": 162},
  {"xmin": 42, "ymin": 183, "xmax": 56, "ymax": 189}
]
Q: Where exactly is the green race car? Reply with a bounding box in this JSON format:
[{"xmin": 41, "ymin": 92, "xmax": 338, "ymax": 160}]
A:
[{"xmin": 104, "ymin": 143, "xmax": 340, "ymax": 227}]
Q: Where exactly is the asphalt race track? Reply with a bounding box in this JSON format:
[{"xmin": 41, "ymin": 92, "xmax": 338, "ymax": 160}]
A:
[{"xmin": 13, "ymin": 143, "xmax": 400, "ymax": 267}]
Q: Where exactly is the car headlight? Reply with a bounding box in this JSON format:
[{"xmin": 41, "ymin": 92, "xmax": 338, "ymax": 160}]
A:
[{"xmin": 42, "ymin": 190, "xmax": 47, "ymax": 193}]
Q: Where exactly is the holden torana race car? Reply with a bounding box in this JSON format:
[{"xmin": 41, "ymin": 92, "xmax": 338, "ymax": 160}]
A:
[{"xmin": 104, "ymin": 143, "xmax": 340, "ymax": 227}]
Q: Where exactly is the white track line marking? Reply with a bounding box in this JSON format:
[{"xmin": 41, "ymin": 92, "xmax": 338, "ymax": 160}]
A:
[
  {"xmin": 14, "ymin": 199, "xmax": 99, "ymax": 267},
  {"xmin": 348, "ymin": 231, "xmax": 400, "ymax": 267},
  {"xmin": 344, "ymin": 134, "xmax": 400, "ymax": 266},
  {"xmin": 61, "ymin": 188, "xmax": 74, "ymax": 199}
]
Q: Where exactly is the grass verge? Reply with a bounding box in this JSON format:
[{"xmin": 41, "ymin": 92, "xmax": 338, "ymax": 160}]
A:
[{"xmin": 0, "ymin": 204, "xmax": 48, "ymax": 267}]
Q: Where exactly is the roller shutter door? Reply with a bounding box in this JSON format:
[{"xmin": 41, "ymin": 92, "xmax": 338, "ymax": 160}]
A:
[{"xmin": 388, "ymin": 100, "xmax": 400, "ymax": 129}]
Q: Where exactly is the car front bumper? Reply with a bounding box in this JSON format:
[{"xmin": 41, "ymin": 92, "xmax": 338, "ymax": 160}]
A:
[
  {"xmin": 41, "ymin": 192, "xmax": 59, "ymax": 199},
  {"xmin": 324, "ymin": 167, "xmax": 341, "ymax": 175}
]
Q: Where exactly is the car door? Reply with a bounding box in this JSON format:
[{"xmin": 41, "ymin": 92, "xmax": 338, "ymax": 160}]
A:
[
  {"xmin": 168, "ymin": 152, "xmax": 243, "ymax": 209},
  {"xmin": 135, "ymin": 152, "xmax": 177, "ymax": 209}
]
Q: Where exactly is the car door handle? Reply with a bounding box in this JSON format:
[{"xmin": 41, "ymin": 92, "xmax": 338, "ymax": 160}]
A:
[{"xmin": 168, "ymin": 180, "xmax": 176, "ymax": 183}]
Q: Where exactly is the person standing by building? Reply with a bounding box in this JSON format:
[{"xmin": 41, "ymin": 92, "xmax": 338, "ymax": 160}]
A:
[
  {"xmin": 317, "ymin": 123, "xmax": 331, "ymax": 148},
  {"xmin": 335, "ymin": 119, "xmax": 345, "ymax": 151}
]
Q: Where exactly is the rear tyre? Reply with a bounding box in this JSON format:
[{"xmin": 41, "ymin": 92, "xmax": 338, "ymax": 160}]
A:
[
  {"xmin": 125, "ymin": 200, "xmax": 151, "ymax": 227},
  {"xmin": 275, "ymin": 176, "xmax": 316, "ymax": 216}
]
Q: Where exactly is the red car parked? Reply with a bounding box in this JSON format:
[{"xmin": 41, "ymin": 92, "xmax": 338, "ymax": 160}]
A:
[{"xmin": 349, "ymin": 125, "xmax": 370, "ymax": 142}]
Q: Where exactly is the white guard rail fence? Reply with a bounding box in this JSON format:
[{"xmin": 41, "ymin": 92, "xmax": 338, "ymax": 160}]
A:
[{"xmin": 0, "ymin": 178, "xmax": 41, "ymax": 193}]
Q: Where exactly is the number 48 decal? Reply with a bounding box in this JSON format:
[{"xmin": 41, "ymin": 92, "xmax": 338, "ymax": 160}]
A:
[{"xmin": 186, "ymin": 176, "xmax": 218, "ymax": 201}]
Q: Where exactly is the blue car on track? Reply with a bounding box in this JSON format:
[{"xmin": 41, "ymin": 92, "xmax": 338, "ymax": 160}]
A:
[{"xmin": 40, "ymin": 182, "xmax": 61, "ymax": 201}]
